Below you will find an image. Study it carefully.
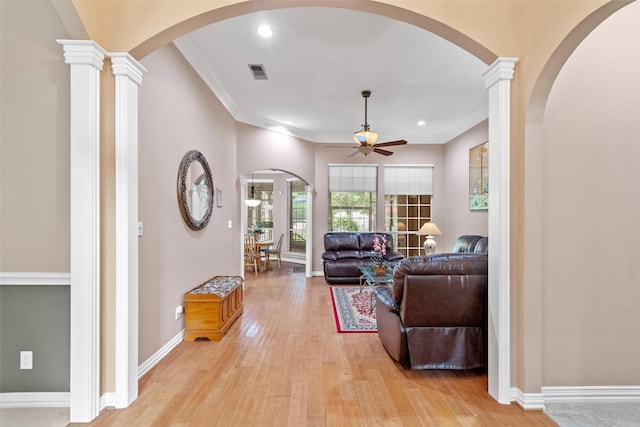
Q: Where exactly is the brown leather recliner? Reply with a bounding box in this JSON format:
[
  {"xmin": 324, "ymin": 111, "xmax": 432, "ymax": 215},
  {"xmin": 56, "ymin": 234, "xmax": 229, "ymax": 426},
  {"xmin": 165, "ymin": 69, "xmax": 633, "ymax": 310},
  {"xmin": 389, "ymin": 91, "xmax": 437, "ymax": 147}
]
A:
[{"xmin": 373, "ymin": 252, "xmax": 488, "ymax": 370}]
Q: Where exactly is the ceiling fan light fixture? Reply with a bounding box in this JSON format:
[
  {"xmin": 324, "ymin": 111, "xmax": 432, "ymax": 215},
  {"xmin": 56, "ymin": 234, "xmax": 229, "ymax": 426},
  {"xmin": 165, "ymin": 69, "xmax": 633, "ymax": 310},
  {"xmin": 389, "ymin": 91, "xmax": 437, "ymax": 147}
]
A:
[
  {"xmin": 353, "ymin": 128, "xmax": 378, "ymax": 145},
  {"xmin": 353, "ymin": 90, "xmax": 379, "ymax": 145},
  {"xmin": 359, "ymin": 145, "xmax": 374, "ymax": 156}
]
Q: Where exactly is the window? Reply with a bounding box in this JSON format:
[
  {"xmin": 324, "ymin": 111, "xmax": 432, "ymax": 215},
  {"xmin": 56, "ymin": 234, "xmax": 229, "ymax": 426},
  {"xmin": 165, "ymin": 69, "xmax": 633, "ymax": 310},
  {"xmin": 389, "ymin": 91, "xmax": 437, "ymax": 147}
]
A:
[
  {"xmin": 384, "ymin": 165, "xmax": 434, "ymax": 257},
  {"xmin": 328, "ymin": 165, "xmax": 377, "ymax": 232},
  {"xmin": 288, "ymin": 179, "xmax": 306, "ymax": 253},
  {"xmin": 247, "ymin": 180, "xmax": 274, "ymax": 241}
]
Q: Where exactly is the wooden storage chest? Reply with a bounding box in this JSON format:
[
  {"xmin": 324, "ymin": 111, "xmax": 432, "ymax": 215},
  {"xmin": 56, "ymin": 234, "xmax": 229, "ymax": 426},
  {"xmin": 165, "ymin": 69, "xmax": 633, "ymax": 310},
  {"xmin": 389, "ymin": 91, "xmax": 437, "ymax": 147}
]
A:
[{"xmin": 184, "ymin": 276, "xmax": 244, "ymax": 341}]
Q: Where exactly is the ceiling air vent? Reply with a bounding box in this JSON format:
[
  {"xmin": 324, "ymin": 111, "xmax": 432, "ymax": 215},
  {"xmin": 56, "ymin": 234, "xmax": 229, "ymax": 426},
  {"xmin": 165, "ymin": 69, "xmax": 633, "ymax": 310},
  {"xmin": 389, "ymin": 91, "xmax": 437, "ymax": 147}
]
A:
[{"xmin": 248, "ymin": 64, "xmax": 268, "ymax": 80}]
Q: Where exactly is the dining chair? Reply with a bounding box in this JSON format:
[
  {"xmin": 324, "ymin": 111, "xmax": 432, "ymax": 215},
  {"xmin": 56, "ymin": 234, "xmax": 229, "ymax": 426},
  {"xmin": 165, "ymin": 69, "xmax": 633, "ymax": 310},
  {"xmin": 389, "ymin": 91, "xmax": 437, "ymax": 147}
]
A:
[
  {"xmin": 244, "ymin": 234, "xmax": 261, "ymax": 275},
  {"xmin": 262, "ymin": 233, "xmax": 284, "ymax": 271}
]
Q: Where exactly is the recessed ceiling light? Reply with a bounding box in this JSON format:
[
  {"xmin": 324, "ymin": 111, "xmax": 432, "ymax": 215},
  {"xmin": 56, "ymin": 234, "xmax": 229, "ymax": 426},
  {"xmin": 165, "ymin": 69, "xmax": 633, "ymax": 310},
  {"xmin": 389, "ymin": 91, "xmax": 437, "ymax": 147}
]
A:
[
  {"xmin": 257, "ymin": 25, "xmax": 273, "ymax": 38},
  {"xmin": 417, "ymin": 120, "xmax": 426, "ymax": 126}
]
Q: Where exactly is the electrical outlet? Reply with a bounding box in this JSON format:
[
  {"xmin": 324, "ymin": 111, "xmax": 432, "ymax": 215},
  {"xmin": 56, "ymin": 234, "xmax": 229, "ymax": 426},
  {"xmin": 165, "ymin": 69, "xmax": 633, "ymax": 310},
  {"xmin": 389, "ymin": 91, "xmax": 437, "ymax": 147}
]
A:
[
  {"xmin": 138, "ymin": 222, "xmax": 144, "ymax": 236},
  {"xmin": 20, "ymin": 351, "xmax": 33, "ymax": 370},
  {"xmin": 175, "ymin": 305, "xmax": 183, "ymax": 320}
]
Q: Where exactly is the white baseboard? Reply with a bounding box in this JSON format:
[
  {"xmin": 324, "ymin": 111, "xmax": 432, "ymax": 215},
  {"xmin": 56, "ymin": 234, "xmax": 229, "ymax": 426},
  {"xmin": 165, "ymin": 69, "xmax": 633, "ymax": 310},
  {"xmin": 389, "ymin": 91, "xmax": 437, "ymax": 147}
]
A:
[
  {"xmin": 0, "ymin": 331, "xmax": 185, "ymax": 409},
  {"xmin": 511, "ymin": 385, "xmax": 640, "ymax": 411},
  {"xmin": 510, "ymin": 387, "xmax": 545, "ymax": 410},
  {"xmin": 541, "ymin": 385, "xmax": 640, "ymax": 402},
  {"xmin": 0, "ymin": 392, "xmax": 69, "ymax": 408},
  {"xmin": 99, "ymin": 392, "xmax": 117, "ymax": 411},
  {"xmin": 138, "ymin": 329, "xmax": 184, "ymax": 379}
]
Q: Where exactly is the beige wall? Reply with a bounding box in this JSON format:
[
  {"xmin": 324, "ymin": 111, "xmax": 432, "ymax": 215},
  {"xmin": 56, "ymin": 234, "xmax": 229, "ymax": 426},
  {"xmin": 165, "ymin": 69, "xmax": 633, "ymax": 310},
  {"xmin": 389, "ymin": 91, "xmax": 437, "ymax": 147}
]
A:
[
  {"xmin": 442, "ymin": 120, "xmax": 489, "ymax": 251},
  {"xmin": 0, "ymin": 0, "xmax": 71, "ymax": 272},
  {"xmin": 541, "ymin": 2, "xmax": 640, "ymax": 385},
  {"xmin": 236, "ymin": 123, "xmax": 316, "ymax": 182},
  {"xmin": 138, "ymin": 43, "xmax": 240, "ymax": 362}
]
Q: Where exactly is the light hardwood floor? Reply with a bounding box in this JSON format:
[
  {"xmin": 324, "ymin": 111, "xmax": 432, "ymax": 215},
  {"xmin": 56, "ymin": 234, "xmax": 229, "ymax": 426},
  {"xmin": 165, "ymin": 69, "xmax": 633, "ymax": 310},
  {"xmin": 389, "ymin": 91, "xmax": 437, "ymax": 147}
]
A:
[{"xmin": 80, "ymin": 264, "xmax": 557, "ymax": 427}]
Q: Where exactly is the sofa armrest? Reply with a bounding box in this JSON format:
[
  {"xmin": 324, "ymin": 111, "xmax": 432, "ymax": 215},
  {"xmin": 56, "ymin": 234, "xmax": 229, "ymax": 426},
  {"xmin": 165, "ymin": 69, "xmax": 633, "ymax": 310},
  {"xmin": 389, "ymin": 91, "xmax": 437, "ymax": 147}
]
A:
[
  {"xmin": 372, "ymin": 286, "xmax": 399, "ymax": 313},
  {"xmin": 384, "ymin": 251, "xmax": 404, "ymax": 262},
  {"xmin": 321, "ymin": 251, "xmax": 338, "ymax": 261}
]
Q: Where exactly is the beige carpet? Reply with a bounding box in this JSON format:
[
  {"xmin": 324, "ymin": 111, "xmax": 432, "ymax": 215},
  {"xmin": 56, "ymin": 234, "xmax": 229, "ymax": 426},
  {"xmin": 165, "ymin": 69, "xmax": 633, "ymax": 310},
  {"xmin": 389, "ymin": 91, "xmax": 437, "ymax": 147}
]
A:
[
  {"xmin": 0, "ymin": 408, "xmax": 69, "ymax": 427},
  {"xmin": 544, "ymin": 401, "xmax": 640, "ymax": 427}
]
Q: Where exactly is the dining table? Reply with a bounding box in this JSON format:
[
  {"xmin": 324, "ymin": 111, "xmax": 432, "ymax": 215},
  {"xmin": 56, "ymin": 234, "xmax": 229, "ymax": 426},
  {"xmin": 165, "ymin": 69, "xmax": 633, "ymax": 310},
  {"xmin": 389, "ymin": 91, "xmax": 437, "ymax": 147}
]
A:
[{"xmin": 257, "ymin": 240, "xmax": 274, "ymax": 269}]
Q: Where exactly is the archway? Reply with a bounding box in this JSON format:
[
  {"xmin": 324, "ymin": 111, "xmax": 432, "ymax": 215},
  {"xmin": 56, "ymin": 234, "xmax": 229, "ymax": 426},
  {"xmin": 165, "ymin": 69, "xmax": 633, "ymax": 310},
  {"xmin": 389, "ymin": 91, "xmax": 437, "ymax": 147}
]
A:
[
  {"xmin": 66, "ymin": 2, "xmax": 620, "ymax": 422},
  {"xmin": 240, "ymin": 169, "xmax": 313, "ymax": 277},
  {"xmin": 516, "ymin": 1, "xmax": 635, "ymax": 407}
]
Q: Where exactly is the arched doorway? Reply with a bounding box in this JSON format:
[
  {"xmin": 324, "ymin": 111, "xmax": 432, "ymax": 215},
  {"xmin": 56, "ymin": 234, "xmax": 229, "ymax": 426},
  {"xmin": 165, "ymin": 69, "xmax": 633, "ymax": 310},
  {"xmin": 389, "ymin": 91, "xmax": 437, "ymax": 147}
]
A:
[
  {"xmin": 65, "ymin": 1, "xmax": 632, "ymax": 421},
  {"xmin": 240, "ymin": 170, "xmax": 313, "ymax": 277}
]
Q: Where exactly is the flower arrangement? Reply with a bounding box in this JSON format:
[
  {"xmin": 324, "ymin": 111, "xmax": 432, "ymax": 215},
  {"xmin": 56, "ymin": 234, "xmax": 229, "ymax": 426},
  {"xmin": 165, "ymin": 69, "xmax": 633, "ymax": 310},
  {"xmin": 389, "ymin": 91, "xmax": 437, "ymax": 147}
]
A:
[
  {"xmin": 250, "ymin": 222, "xmax": 264, "ymax": 235},
  {"xmin": 371, "ymin": 235, "xmax": 387, "ymax": 268}
]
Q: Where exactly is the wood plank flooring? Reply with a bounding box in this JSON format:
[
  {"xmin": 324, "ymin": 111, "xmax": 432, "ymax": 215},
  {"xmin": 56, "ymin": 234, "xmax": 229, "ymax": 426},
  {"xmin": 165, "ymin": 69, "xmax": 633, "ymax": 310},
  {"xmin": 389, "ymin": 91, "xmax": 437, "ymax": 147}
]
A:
[{"xmin": 80, "ymin": 264, "xmax": 558, "ymax": 426}]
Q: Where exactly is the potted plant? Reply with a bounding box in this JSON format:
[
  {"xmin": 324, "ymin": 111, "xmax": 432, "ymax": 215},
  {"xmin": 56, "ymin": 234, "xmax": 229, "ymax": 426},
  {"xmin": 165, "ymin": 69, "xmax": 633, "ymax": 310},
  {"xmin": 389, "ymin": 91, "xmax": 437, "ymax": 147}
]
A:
[
  {"xmin": 371, "ymin": 235, "xmax": 388, "ymax": 275},
  {"xmin": 250, "ymin": 222, "xmax": 264, "ymax": 237}
]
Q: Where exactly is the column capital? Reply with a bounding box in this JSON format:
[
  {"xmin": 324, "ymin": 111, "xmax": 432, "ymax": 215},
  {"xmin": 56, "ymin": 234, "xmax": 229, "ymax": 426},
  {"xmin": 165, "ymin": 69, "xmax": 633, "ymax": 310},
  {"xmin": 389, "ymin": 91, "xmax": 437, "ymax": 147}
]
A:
[
  {"xmin": 57, "ymin": 40, "xmax": 106, "ymax": 70},
  {"xmin": 483, "ymin": 57, "xmax": 518, "ymax": 89},
  {"xmin": 110, "ymin": 53, "xmax": 146, "ymax": 86}
]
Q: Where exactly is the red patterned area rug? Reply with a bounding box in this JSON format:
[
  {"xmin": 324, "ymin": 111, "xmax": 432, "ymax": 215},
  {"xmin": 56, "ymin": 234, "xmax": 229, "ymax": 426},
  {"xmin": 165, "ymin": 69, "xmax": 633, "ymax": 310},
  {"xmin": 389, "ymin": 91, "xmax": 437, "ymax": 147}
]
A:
[{"xmin": 330, "ymin": 286, "xmax": 377, "ymax": 333}]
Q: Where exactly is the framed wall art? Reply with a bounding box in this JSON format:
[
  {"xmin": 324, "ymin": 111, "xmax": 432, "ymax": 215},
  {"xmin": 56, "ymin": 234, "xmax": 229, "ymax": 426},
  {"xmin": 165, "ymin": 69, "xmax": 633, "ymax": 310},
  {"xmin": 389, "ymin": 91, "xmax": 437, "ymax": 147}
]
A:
[{"xmin": 469, "ymin": 142, "xmax": 489, "ymax": 210}]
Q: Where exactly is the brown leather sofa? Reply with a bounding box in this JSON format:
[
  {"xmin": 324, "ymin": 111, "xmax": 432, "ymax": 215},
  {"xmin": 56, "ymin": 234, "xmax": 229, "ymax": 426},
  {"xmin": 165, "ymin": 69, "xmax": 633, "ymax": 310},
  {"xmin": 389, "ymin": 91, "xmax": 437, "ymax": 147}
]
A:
[
  {"xmin": 373, "ymin": 250, "xmax": 488, "ymax": 370},
  {"xmin": 322, "ymin": 232, "xmax": 404, "ymax": 284}
]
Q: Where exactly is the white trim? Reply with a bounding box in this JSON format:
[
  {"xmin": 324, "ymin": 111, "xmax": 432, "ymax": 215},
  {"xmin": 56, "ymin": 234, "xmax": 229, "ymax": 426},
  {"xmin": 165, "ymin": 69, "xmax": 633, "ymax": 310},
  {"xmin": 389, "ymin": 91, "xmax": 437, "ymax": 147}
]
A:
[
  {"xmin": 0, "ymin": 272, "xmax": 70, "ymax": 286},
  {"xmin": 0, "ymin": 331, "xmax": 184, "ymax": 410},
  {"xmin": 138, "ymin": 330, "xmax": 185, "ymax": 379},
  {"xmin": 305, "ymin": 185, "xmax": 314, "ymax": 277},
  {"xmin": 0, "ymin": 393, "xmax": 70, "ymax": 408},
  {"xmin": 510, "ymin": 386, "xmax": 640, "ymax": 411},
  {"xmin": 483, "ymin": 57, "xmax": 518, "ymax": 404},
  {"xmin": 110, "ymin": 52, "xmax": 146, "ymax": 410},
  {"xmin": 511, "ymin": 387, "xmax": 545, "ymax": 411},
  {"xmin": 240, "ymin": 176, "xmax": 249, "ymax": 279},
  {"xmin": 542, "ymin": 386, "xmax": 640, "ymax": 402},
  {"xmin": 99, "ymin": 392, "xmax": 117, "ymax": 411},
  {"xmin": 57, "ymin": 39, "xmax": 105, "ymax": 424}
]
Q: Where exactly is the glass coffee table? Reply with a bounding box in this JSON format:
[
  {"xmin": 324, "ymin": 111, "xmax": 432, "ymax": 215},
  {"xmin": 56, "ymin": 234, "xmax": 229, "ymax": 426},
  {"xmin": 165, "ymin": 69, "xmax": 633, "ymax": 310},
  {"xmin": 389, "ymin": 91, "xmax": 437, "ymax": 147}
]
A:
[{"xmin": 359, "ymin": 265, "xmax": 396, "ymax": 313}]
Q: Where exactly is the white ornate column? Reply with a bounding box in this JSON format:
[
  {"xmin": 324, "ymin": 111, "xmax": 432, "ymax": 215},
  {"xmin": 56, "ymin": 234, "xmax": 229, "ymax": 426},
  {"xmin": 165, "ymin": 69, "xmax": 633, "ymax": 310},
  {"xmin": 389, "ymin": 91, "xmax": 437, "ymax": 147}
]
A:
[
  {"xmin": 483, "ymin": 57, "xmax": 518, "ymax": 404},
  {"xmin": 305, "ymin": 185, "xmax": 314, "ymax": 277},
  {"xmin": 58, "ymin": 39, "xmax": 106, "ymax": 423},
  {"xmin": 110, "ymin": 53, "xmax": 146, "ymax": 409}
]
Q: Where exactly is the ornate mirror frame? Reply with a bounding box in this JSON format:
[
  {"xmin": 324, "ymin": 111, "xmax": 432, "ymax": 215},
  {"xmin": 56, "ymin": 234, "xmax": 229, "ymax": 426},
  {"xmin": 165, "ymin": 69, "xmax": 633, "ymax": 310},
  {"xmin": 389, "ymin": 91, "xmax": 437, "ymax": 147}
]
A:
[{"xmin": 177, "ymin": 150, "xmax": 215, "ymax": 230}]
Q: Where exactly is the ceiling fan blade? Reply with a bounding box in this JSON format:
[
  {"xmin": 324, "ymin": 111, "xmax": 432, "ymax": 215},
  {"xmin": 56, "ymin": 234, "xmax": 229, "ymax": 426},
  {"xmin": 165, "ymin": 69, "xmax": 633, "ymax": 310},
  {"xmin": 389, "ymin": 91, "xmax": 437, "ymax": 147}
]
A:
[
  {"xmin": 374, "ymin": 148, "xmax": 394, "ymax": 156},
  {"xmin": 374, "ymin": 139, "xmax": 407, "ymax": 148},
  {"xmin": 346, "ymin": 149, "xmax": 361, "ymax": 158}
]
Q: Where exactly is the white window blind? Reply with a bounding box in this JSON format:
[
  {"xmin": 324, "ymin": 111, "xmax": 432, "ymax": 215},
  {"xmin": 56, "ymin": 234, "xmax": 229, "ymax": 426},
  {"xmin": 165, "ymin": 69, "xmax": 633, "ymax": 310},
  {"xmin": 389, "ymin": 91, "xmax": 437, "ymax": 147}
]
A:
[
  {"xmin": 384, "ymin": 165, "xmax": 433, "ymax": 195},
  {"xmin": 328, "ymin": 165, "xmax": 377, "ymax": 192}
]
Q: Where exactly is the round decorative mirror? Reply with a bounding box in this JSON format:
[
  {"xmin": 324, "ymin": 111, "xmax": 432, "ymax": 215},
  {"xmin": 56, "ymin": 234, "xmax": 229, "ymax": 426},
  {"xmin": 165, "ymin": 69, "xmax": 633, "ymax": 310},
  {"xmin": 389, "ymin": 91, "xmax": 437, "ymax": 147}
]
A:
[{"xmin": 177, "ymin": 150, "xmax": 215, "ymax": 230}]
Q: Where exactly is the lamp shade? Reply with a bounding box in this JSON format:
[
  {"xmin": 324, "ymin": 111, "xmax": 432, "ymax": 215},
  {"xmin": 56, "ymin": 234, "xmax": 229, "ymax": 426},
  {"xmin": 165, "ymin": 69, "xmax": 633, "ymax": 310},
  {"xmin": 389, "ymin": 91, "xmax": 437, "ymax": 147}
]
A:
[
  {"xmin": 353, "ymin": 128, "xmax": 378, "ymax": 145},
  {"xmin": 245, "ymin": 172, "xmax": 261, "ymax": 207},
  {"xmin": 244, "ymin": 198, "xmax": 260, "ymax": 207},
  {"xmin": 419, "ymin": 222, "xmax": 442, "ymax": 236}
]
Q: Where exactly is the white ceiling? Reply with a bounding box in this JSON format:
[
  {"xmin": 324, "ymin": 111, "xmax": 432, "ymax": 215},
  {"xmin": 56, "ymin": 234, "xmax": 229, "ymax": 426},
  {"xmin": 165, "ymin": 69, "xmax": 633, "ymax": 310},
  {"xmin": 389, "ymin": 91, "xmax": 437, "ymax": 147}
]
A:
[{"xmin": 174, "ymin": 7, "xmax": 488, "ymax": 145}]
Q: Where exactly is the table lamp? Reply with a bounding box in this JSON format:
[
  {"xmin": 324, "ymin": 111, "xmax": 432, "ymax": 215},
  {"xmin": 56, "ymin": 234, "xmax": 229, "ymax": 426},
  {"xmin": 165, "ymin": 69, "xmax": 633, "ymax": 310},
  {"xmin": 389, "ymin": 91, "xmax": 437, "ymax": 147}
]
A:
[{"xmin": 419, "ymin": 222, "xmax": 442, "ymax": 255}]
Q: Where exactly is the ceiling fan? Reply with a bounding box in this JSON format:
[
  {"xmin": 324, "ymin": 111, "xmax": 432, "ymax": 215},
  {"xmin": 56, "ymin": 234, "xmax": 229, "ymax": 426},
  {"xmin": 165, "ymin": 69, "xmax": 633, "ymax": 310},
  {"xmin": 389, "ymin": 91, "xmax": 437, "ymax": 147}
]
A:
[{"xmin": 349, "ymin": 90, "xmax": 407, "ymax": 157}]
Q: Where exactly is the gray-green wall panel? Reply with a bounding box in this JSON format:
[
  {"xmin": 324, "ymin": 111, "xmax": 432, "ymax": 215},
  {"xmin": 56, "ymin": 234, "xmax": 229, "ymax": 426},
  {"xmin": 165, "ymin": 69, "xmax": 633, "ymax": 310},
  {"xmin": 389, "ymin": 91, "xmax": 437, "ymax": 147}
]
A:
[{"xmin": 0, "ymin": 286, "xmax": 70, "ymax": 392}]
